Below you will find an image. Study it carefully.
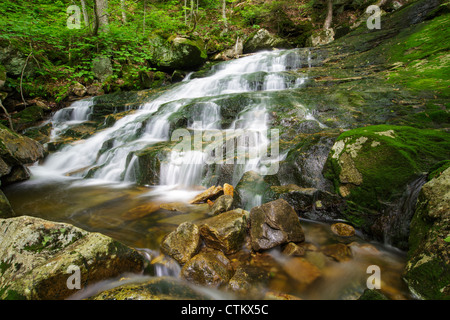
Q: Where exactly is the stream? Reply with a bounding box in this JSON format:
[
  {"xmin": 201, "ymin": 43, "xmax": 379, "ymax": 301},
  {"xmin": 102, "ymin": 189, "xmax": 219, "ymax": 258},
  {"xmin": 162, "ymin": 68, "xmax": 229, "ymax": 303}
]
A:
[{"xmin": 3, "ymin": 49, "xmax": 414, "ymax": 300}]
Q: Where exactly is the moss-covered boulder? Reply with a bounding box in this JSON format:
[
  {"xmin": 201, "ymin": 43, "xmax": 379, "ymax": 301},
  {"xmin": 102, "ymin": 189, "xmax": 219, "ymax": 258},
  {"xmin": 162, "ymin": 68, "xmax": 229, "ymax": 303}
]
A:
[
  {"xmin": 148, "ymin": 35, "xmax": 207, "ymax": 71},
  {"xmin": 403, "ymin": 166, "xmax": 450, "ymax": 300},
  {"xmin": 325, "ymin": 125, "xmax": 450, "ymax": 240},
  {"xmin": 243, "ymin": 29, "xmax": 291, "ymax": 54},
  {"xmin": 0, "ymin": 215, "xmax": 145, "ymax": 300}
]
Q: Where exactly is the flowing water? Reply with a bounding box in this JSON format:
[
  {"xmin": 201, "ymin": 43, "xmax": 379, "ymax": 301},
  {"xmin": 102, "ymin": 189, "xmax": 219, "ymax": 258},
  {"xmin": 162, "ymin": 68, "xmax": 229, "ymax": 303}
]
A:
[{"xmin": 3, "ymin": 49, "xmax": 413, "ymax": 300}]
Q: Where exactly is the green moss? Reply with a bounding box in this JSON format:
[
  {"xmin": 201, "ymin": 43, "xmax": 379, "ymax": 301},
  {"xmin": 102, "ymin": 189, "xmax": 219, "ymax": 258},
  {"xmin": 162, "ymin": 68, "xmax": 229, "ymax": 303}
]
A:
[
  {"xmin": 358, "ymin": 289, "xmax": 389, "ymax": 300},
  {"xmin": 327, "ymin": 125, "xmax": 450, "ymax": 210},
  {"xmin": 386, "ymin": 13, "xmax": 450, "ymax": 94},
  {"xmin": 404, "ymin": 258, "xmax": 450, "ymax": 300}
]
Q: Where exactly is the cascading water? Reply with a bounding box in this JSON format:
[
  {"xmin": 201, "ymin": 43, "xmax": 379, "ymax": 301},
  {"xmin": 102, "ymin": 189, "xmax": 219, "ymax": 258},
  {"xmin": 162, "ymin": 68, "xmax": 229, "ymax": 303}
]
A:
[{"xmin": 41, "ymin": 49, "xmax": 311, "ymax": 195}]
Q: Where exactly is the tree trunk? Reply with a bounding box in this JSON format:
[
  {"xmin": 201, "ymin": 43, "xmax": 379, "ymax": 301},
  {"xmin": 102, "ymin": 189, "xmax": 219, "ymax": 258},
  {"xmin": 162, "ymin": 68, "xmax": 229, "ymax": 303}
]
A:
[
  {"xmin": 323, "ymin": 0, "xmax": 333, "ymax": 30},
  {"xmin": 94, "ymin": 0, "xmax": 109, "ymax": 33},
  {"xmin": 222, "ymin": 0, "xmax": 228, "ymax": 32},
  {"xmin": 80, "ymin": 0, "xmax": 90, "ymax": 30},
  {"xmin": 120, "ymin": 0, "xmax": 127, "ymax": 24}
]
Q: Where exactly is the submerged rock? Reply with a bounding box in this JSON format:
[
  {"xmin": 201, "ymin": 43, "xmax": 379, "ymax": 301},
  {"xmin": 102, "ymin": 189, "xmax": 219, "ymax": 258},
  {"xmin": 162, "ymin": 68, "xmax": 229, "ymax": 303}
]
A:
[
  {"xmin": 160, "ymin": 221, "xmax": 201, "ymax": 265},
  {"xmin": 89, "ymin": 276, "xmax": 211, "ymax": 300},
  {"xmin": 249, "ymin": 199, "xmax": 305, "ymax": 251},
  {"xmin": 330, "ymin": 223, "xmax": 356, "ymax": 237},
  {"xmin": 0, "ymin": 216, "xmax": 145, "ymax": 300},
  {"xmin": 403, "ymin": 167, "xmax": 450, "ymax": 300},
  {"xmin": 321, "ymin": 243, "xmax": 353, "ymax": 262}
]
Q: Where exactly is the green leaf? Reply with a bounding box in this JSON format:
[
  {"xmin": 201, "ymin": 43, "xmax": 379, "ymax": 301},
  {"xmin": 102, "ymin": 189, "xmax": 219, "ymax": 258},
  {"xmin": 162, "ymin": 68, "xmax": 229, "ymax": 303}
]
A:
[{"xmin": 444, "ymin": 236, "xmax": 450, "ymax": 243}]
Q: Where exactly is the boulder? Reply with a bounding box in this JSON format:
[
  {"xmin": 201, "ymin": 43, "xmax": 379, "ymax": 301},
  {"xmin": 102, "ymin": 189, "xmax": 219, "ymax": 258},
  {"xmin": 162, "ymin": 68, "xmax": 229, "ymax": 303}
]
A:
[
  {"xmin": 0, "ymin": 216, "xmax": 145, "ymax": 300},
  {"xmin": 180, "ymin": 249, "xmax": 234, "ymax": 288},
  {"xmin": 249, "ymin": 199, "xmax": 305, "ymax": 251},
  {"xmin": 321, "ymin": 243, "xmax": 353, "ymax": 262},
  {"xmin": 311, "ymin": 28, "xmax": 335, "ymax": 46},
  {"xmin": 325, "ymin": 125, "xmax": 450, "ymax": 243},
  {"xmin": 234, "ymin": 170, "xmax": 280, "ymax": 210},
  {"xmin": 199, "ymin": 209, "xmax": 248, "ymax": 254},
  {"xmin": 0, "ymin": 124, "xmax": 44, "ymax": 188},
  {"xmin": 92, "ymin": 55, "xmax": 113, "ymax": 83},
  {"xmin": 148, "ymin": 35, "xmax": 207, "ymax": 71},
  {"xmin": 403, "ymin": 167, "xmax": 450, "ymax": 300},
  {"xmin": 160, "ymin": 221, "xmax": 201, "ymax": 265},
  {"xmin": 243, "ymin": 29, "xmax": 291, "ymax": 54}
]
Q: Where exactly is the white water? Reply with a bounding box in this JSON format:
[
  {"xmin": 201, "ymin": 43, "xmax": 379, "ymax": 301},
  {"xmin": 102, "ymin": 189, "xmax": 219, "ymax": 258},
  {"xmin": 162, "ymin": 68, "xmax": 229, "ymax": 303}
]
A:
[{"xmin": 41, "ymin": 49, "xmax": 314, "ymax": 196}]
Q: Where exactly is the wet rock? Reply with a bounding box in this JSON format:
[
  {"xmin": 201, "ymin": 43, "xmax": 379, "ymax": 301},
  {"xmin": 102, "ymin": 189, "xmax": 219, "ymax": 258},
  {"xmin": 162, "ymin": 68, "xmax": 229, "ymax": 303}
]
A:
[
  {"xmin": 305, "ymin": 251, "xmax": 329, "ymax": 270},
  {"xmin": 0, "ymin": 216, "xmax": 145, "ymax": 300},
  {"xmin": 331, "ymin": 223, "xmax": 356, "ymax": 237},
  {"xmin": 227, "ymin": 265, "xmax": 270, "ymax": 298},
  {"xmin": 71, "ymin": 82, "xmax": 87, "ymax": 97},
  {"xmin": 0, "ymin": 124, "xmax": 44, "ymax": 187},
  {"xmin": 189, "ymin": 185, "xmax": 224, "ymax": 204},
  {"xmin": 282, "ymin": 242, "xmax": 306, "ymax": 257},
  {"xmin": 234, "ymin": 171, "xmax": 280, "ymax": 210},
  {"xmin": 160, "ymin": 222, "xmax": 201, "ymax": 265},
  {"xmin": 249, "ymin": 199, "xmax": 305, "ymax": 252},
  {"xmin": 311, "ymin": 28, "xmax": 335, "ymax": 46},
  {"xmin": 0, "ymin": 190, "xmax": 14, "ymax": 218},
  {"xmin": 181, "ymin": 249, "xmax": 234, "ymax": 288},
  {"xmin": 159, "ymin": 202, "xmax": 190, "ymax": 213},
  {"xmin": 321, "ymin": 243, "xmax": 353, "ymax": 262},
  {"xmin": 208, "ymin": 194, "xmax": 233, "ymax": 216},
  {"xmin": 89, "ymin": 276, "xmax": 211, "ymax": 300},
  {"xmin": 268, "ymin": 184, "xmax": 345, "ymax": 221},
  {"xmin": 199, "ymin": 209, "xmax": 248, "ymax": 254},
  {"xmin": 283, "ymin": 257, "xmax": 321, "ymax": 287},
  {"xmin": 404, "ymin": 167, "xmax": 450, "ymax": 300}
]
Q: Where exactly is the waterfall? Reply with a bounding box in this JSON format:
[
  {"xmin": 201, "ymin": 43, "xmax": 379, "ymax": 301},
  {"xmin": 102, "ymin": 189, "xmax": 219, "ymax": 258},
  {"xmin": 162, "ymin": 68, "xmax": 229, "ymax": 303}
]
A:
[{"xmin": 40, "ymin": 49, "xmax": 311, "ymax": 194}]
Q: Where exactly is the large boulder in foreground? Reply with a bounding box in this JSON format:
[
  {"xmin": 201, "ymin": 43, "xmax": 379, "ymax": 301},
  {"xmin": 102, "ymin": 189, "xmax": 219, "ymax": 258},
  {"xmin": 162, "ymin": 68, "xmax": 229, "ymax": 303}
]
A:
[
  {"xmin": 249, "ymin": 199, "xmax": 305, "ymax": 251},
  {"xmin": 0, "ymin": 216, "xmax": 145, "ymax": 300},
  {"xmin": 403, "ymin": 166, "xmax": 450, "ymax": 300}
]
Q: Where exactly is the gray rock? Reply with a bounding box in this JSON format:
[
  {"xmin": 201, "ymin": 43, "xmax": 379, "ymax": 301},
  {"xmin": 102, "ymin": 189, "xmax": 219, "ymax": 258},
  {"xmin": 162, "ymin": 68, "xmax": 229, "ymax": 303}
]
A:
[
  {"xmin": 249, "ymin": 199, "xmax": 305, "ymax": 251},
  {"xmin": 92, "ymin": 55, "xmax": 113, "ymax": 82}
]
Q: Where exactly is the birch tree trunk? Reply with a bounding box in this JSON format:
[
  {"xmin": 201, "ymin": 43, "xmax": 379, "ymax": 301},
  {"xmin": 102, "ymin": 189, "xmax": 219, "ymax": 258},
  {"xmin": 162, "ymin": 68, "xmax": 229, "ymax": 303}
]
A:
[
  {"xmin": 323, "ymin": 0, "xmax": 333, "ymax": 30},
  {"xmin": 95, "ymin": 0, "xmax": 109, "ymax": 33},
  {"xmin": 222, "ymin": 0, "xmax": 228, "ymax": 32}
]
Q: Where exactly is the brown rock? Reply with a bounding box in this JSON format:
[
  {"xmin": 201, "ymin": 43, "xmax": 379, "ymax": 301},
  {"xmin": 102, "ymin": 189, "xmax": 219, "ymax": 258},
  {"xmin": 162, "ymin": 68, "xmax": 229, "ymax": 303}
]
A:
[
  {"xmin": 321, "ymin": 243, "xmax": 353, "ymax": 262},
  {"xmin": 181, "ymin": 249, "xmax": 234, "ymax": 287},
  {"xmin": 223, "ymin": 183, "xmax": 234, "ymax": 196},
  {"xmin": 189, "ymin": 185, "xmax": 224, "ymax": 204},
  {"xmin": 121, "ymin": 203, "xmax": 160, "ymax": 221},
  {"xmin": 282, "ymin": 242, "xmax": 306, "ymax": 257},
  {"xmin": 331, "ymin": 222, "xmax": 356, "ymax": 237}
]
